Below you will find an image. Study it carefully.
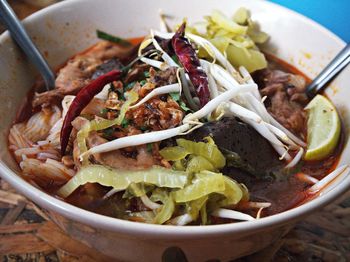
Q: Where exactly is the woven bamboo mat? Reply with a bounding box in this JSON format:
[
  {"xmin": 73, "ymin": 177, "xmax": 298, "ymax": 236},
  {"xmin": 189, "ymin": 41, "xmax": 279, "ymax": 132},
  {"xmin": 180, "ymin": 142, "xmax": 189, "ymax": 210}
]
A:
[{"xmin": 1, "ymin": 1, "xmax": 350, "ymax": 261}]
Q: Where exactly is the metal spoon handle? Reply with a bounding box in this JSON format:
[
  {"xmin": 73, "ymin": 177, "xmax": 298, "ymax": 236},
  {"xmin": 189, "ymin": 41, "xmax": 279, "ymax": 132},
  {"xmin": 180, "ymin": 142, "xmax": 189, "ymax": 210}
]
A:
[
  {"xmin": 0, "ymin": 0, "xmax": 55, "ymax": 90},
  {"xmin": 306, "ymin": 43, "xmax": 350, "ymax": 98}
]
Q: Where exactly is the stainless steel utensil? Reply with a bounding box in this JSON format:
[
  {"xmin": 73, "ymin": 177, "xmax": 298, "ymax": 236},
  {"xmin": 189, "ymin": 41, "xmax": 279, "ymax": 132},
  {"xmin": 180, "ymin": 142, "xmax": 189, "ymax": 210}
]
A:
[
  {"xmin": 0, "ymin": 0, "xmax": 55, "ymax": 90},
  {"xmin": 306, "ymin": 43, "xmax": 350, "ymax": 98}
]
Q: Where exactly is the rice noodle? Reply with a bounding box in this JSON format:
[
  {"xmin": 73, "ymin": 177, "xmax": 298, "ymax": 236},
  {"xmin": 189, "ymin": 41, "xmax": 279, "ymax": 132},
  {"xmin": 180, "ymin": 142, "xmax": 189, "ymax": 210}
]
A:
[
  {"xmin": 20, "ymin": 158, "xmax": 74, "ymax": 182},
  {"xmin": 8, "ymin": 124, "xmax": 32, "ymax": 150},
  {"xmin": 14, "ymin": 106, "xmax": 61, "ymax": 144},
  {"xmin": 14, "ymin": 146, "xmax": 59, "ymax": 158},
  {"xmin": 37, "ymin": 152, "xmax": 60, "ymax": 161},
  {"xmin": 46, "ymin": 159, "xmax": 75, "ymax": 177}
]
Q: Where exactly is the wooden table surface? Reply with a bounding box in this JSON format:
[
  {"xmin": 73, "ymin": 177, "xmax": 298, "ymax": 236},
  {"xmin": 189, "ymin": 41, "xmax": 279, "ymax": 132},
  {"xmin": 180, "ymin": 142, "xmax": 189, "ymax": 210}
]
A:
[{"xmin": 0, "ymin": 1, "xmax": 349, "ymax": 261}]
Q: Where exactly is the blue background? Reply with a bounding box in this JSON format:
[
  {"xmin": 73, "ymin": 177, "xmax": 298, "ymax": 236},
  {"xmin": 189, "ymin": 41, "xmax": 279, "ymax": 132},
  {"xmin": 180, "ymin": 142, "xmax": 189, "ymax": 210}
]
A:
[{"xmin": 270, "ymin": 0, "xmax": 350, "ymax": 42}]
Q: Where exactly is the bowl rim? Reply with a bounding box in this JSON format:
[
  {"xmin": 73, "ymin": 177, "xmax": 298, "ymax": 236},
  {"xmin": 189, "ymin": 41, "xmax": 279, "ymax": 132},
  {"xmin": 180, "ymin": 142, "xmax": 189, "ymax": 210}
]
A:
[{"xmin": 0, "ymin": 0, "xmax": 348, "ymax": 238}]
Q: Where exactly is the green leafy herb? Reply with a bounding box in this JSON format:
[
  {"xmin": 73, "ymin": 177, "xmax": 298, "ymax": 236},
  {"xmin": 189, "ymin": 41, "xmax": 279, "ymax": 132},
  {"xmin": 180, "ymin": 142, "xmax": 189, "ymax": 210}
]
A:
[
  {"xmin": 170, "ymin": 92, "xmax": 192, "ymax": 112},
  {"xmin": 103, "ymin": 127, "xmax": 114, "ymax": 139},
  {"xmin": 100, "ymin": 108, "xmax": 108, "ymax": 115},
  {"xmin": 143, "ymin": 71, "xmax": 150, "ymax": 78},
  {"xmin": 58, "ymin": 165, "xmax": 188, "ymax": 198},
  {"xmin": 140, "ymin": 126, "xmax": 148, "ymax": 131},
  {"xmin": 171, "ymin": 55, "xmax": 180, "ymax": 65},
  {"xmin": 116, "ymin": 89, "xmax": 125, "ymax": 101},
  {"xmin": 147, "ymin": 143, "xmax": 153, "ymax": 153},
  {"xmin": 124, "ymin": 81, "xmax": 136, "ymax": 91},
  {"xmin": 96, "ymin": 30, "xmax": 131, "ymax": 46},
  {"xmin": 121, "ymin": 118, "xmax": 129, "ymax": 128},
  {"xmin": 169, "ymin": 92, "xmax": 180, "ymax": 102},
  {"xmin": 179, "ymin": 101, "xmax": 192, "ymax": 112},
  {"xmin": 139, "ymin": 80, "xmax": 147, "ymax": 86}
]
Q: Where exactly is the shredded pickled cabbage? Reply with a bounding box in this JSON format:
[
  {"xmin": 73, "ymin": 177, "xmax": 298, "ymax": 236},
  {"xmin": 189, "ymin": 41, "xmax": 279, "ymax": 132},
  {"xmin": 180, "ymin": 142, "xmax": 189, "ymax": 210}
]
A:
[
  {"xmin": 186, "ymin": 155, "xmax": 216, "ymax": 174},
  {"xmin": 159, "ymin": 146, "xmax": 189, "ymax": 161},
  {"xmin": 186, "ymin": 196, "xmax": 208, "ymax": 221},
  {"xmin": 153, "ymin": 194, "xmax": 175, "ymax": 224},
  {"xmin": 172, "ymin": 171, "xmax": 225, "ymax": 202},
  {"xmin": 58, "ymin": 165, "xmax": 188, "ymax": 198},
  {"xmin": 123, "ymin": 182, "xmax": 154, "ymax": 199},
  {"xmin": 77, "ymin": 91, "xmax": 138, "ymax": 164},
  {"xmin": 176, "ymin": 138, "xmax": 226, "ymax": 169},
  {"xmin": 189, "ymin": 8, "xmax": 268, "ymax": 72}
]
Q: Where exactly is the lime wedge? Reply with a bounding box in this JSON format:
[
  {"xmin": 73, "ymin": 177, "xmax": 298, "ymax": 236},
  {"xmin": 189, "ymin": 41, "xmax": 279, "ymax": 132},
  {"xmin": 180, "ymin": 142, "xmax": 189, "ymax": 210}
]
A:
[{"xmin": 304, "ymin": 95, "xmax": 341, "ymax": 161}]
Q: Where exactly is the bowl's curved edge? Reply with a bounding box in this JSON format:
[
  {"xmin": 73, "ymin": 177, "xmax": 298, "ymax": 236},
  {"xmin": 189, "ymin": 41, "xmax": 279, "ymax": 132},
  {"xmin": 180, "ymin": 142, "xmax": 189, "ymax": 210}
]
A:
[{"xmin": 1, "ymin": 160, "xmax": 350, "ymax": 239}]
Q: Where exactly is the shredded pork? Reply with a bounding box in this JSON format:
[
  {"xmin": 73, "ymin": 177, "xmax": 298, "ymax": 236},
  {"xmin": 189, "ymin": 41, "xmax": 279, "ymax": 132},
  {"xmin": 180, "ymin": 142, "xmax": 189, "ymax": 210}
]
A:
[
  {"xmin": 86, "ymin": 132, "xmax": 157, "ymax": 170},
  {"xmin": 255, "ymin": 69, "xmax": 308, "ymax": 135},
  {"xmin": 33, "ymin": 41, "xmax": 136, "ymax": 107}
]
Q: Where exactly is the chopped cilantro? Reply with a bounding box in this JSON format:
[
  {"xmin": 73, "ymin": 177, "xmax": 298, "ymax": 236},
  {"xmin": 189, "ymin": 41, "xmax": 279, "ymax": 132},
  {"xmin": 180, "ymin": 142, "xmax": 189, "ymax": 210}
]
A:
[
  {"xmin": 100, "ymin": 108, "xmax": 108, "ymax": 115},
  {"xmin": 121, "ymin": 118, "xmax": 129, "ymax": 128},
  {"xmin": 169, "ymin": 92, "xmax": 192, "ymax": 112},
  {"xmin": 117, "ymin": 89, "xmax": 125, "ymax": 101},
  {"xmin": 143, "ymin": 71, "xmax": 150, "ymax": 78},
  {"xmin": 180, "ymin": 101, "xmax": 192, "ymax": 112},
  {"xmin": 96, "ymin": 30, "xmax": 131, "ymax": 46},
  {"xmin": 124, "ymin": 81, "xmax": 136, "ymax": 91},
  {"xmin": 171, "ymin": 55, "xmax": 180, "ymax": 65},
  {"xmin": 103, "ymin": 127, "xmax": 114, "ymax": 139},
  {"xmin": 169, "ymin": 92, "xmax": 180, "ymax": 102},
  {"xmin": 146, "ymin": 143, "xmax": 153, "ymax": 153},
  {"xmin": 139, "ymin": 80, "xmax": 147, "ymax": 86}
]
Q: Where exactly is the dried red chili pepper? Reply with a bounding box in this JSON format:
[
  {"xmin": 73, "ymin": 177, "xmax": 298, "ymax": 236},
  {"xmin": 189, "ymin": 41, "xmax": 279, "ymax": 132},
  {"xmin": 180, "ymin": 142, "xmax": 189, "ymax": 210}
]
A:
[
  {"xmin": 172, "ymin": 22, "xmax": 210, "ymax": 107},
  {"xmin": 60, "ymin": 69, "xmax": 122, "ymax": 155}
]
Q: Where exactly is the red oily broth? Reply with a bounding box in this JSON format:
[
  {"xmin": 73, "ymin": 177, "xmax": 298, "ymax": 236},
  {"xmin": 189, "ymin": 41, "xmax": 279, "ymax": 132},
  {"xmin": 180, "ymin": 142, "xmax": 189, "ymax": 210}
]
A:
[{"xmin": 11, "ymin": 41, "xmax": 344, "ymax": 221}]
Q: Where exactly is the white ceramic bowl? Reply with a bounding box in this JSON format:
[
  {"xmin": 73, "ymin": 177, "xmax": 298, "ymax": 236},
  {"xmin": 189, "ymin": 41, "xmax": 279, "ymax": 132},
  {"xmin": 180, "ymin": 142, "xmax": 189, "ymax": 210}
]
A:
[{"xmin": 0, "ymin": 0, "xmax": 349, "ymax": 261}]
